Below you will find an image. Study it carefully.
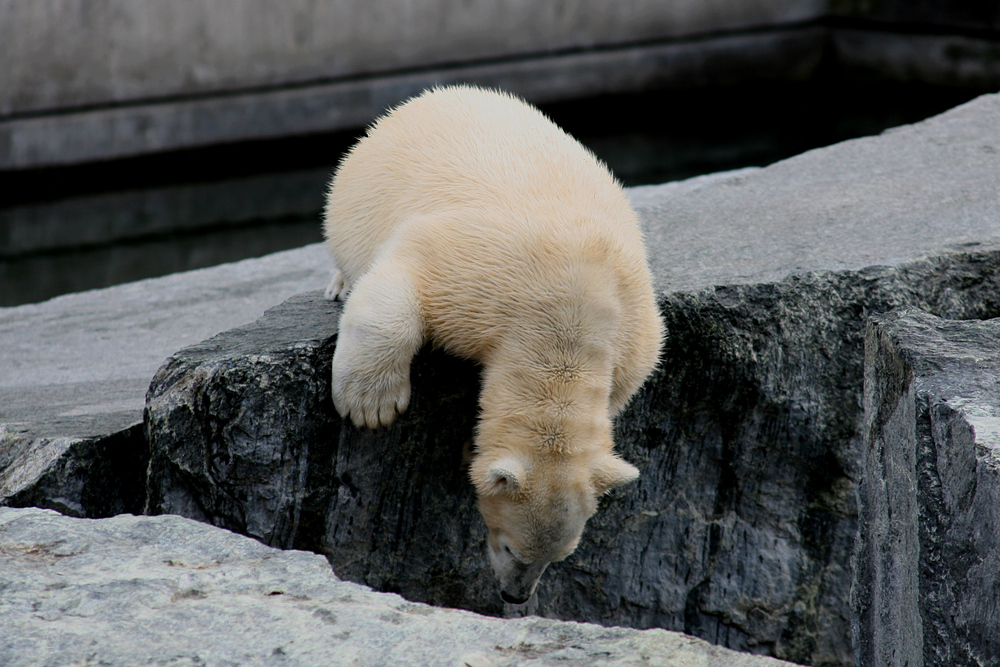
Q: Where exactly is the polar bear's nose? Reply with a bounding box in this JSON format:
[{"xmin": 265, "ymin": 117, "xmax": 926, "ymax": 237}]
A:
[{"xmin": 500, "ymin": 590, "xmax": 530, "ymax": 605}]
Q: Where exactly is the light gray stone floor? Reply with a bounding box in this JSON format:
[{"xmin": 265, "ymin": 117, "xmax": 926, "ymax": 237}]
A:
[
  {"xmin": 635, "ymin": 92, "xmax": 1000, "ymax": 293},
  {"xmin": 0, "ymin": 506, "xmax": 797, "ymax": 666},
  {"xmin": 0, "ymin": 244, "xmax": 332, "ymax": 441}
]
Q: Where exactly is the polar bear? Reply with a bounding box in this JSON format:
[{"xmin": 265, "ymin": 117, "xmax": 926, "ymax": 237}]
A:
[{"xmin": 323, "ymin": 85, "xmax": 663, "ymax": 604}]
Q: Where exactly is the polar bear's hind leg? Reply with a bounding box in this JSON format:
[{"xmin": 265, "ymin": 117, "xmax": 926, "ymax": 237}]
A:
[
  {"xmin": 324, "ymin": 269, "xmax": 346, "ymax": 301},
  {"xmin": 331, "ymin": 263, "xmax": 424, "ymax": 428}
]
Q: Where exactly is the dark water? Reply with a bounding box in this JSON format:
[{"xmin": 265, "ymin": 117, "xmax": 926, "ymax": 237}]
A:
[{"xmin": 0, "ymin": 77, "xmax": 985, "ymax": 307}]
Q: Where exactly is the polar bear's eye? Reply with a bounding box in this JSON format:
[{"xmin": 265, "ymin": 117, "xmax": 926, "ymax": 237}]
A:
[{"xmin": 502, "ymin": 543, "xmax": 521, "ymax": 562}]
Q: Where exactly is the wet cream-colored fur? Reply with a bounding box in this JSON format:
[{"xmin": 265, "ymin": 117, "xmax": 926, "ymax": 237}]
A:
[{"xmin": 323, "ymin": 85, "xmax": 664, "ymax": 604}]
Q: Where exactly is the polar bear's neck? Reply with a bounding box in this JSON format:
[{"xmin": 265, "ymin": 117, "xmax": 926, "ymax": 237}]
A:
[{"xmin": 477, "ymin": 341, "xmax": 615, "ymax": 455}]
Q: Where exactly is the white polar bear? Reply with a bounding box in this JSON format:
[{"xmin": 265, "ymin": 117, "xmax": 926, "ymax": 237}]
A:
[{"xmin": 323, "ymin": 85, "xmax": 664, "ymax": 604}]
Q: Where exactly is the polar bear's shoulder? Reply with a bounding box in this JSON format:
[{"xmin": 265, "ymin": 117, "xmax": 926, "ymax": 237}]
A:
[
  {"xmin": 352, "ymin": 86, "xmax": 619, "ymax": 199},
  {"xmin": 325, "ymin": 85, "xmax": 640, "ymax": 292}
]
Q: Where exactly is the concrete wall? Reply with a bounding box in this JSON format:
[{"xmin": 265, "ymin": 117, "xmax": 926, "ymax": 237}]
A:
[
  {"xmin": 0, "ymin": 0, "xmax": 824, "ymax": 117},
  {"xmin": 1, "ymin": 0, "xmax": 998, "ymax": 169}
]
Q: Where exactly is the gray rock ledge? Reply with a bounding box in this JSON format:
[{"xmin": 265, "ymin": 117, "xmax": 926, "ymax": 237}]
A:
[
  {"xmin": 0, "ymin": 506, "xmax": 795, "ymax": 667},
  {"xmin": 853, "ymin": 310, "xmax": 1000, "ymax": 667},
  {"xmin": 144, "ymin": 251, "xmax": 1000, "ymax": 667},
  {"xmin": 0, "ymin": 244, "xmax": 332, "ymax": 517}
]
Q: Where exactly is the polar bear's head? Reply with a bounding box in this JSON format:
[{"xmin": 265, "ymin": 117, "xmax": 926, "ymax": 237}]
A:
[{"xmin": 470, "ymin": 449, "xmax": 639, "ymax": 604}]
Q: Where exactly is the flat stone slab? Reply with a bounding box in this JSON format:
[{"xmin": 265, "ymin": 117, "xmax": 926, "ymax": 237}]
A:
[
  {"xmin": 0, "ymin": 506, "xmax": 795, "ymax": 667},
  {"xmin": 0, "ymin": 244, "xmax": 331, "ymax": 438},
  {"xmin": 0, "ymin": 245, "xmax": 332, "ymax": 512},
  {"xmin": 636, "ymin": 91, "xmax": 1000, "ymax": 293}
]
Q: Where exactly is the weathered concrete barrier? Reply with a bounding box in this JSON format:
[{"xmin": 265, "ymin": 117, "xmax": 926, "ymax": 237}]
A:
[
  {"xmin": 3, "ymin": 1, "xmax": 999, "ymax": 168},
  {"xmin": 853, "ymin": 310, "xmax": 1000, "ymax": 666},
  {"xmin": 0, "ymin": 0, "xmax": 825, "ymax": 169}
]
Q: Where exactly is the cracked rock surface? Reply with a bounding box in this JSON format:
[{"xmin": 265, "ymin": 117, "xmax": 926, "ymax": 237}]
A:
[
  {"xmin": 137, "ymin": 93, "xmax": 999, "ymax": 667},
  {"xmin": 2, "ymin": 93, "xmax": 999, "ymax": 666},
  {"xmin": 854, "ymin": 310, "xmax": 1000, "ymax": 667}
]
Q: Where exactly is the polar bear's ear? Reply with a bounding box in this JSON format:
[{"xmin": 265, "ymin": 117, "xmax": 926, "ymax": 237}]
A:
[
  {"xmin": 591, "ymin": 454, "xmax": 640, "ymax": 494},
  {"xmin": 480, "ymin": 457, "xmax": 525, "ymax": 496}
]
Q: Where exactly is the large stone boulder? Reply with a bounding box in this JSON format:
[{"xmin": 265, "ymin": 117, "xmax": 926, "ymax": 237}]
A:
[
  {"xmin": 0, "ymin": 506, "xmax": 796, "ymax": 666},
  {"xmin": 144, "ymin": 252, "xmax": 1000, "ymax": 667},
  {"xmin": 853, "ymin": 310, "xmax": 1000, "ymax": 666}
]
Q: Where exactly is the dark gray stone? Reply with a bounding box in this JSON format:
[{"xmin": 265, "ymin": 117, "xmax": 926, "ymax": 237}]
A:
[
  {"xmin": 831, "ymin": 1, "xmax": 1000, "ymax": 32},
  {"xmin": 0, "ymin": 244, "xmax": 332, "ymax": 517},
  {"xmin": 833, "ymin": 29, "xmax": 1000, "ymax": 89},
  {"xmin": 0, "ymin": 168, "xmax": 329, "ymax": 257},
  {"xmin": 0, "ymin": 506, "xmax": 798, "ymax": 667},
  {"xmin": 0, "ymin": 425, "xmax": 146, "ymax": 518},
  {"xmin": 4, "ymin": 91, "xmax": 999, "ymax": 666},
  {"xmin": 137, "ymin": 95, "xmax": 1000, "ymax": 666},
  {"xmin": 145, "ymin": 250, "xmax": 1000, "ymax": 667},
  {"xmin": 853, "ymin": 309, "xmax": 1000, "ymax": 667}
]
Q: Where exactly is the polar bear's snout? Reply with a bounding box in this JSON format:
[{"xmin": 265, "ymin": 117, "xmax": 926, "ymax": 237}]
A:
[
  {"xmin": 501, "ymin": 591, "xmax": 530, "ymax": 605},
  {"xmin": 475, "ymin": 453, "xmax": 613, "ymax": 604},
  {"xmin": 490, "ymin": 542, "xmax": 549, "ymax": 605}
]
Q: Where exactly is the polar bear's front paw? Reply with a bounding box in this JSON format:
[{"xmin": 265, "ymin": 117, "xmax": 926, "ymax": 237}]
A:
[{"xmin": 331, "ymin": 353, "xmax": 412, "ymax": 429}]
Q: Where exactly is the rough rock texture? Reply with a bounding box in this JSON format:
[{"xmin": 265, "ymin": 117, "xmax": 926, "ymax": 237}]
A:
[
  {"xmin": 0, "ymin": 425, "xmax": 146, "ymax": 518},
  {"xmin": 145, "ymin": 250, "xmax": 1000, "ymax": 667},
  {"xmin": 853, "ymin": 310, "xmax": 1000, "ymax": 667},
  {"xmin": 0, "ymin": 507, "xmax": 797, "ymax": 667},
  {"xmin": 0, "ymin": 244, "xmax": 331, "ymax": 516}
]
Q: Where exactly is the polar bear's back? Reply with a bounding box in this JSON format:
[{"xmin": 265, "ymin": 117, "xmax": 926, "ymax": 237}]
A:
[
  {"xmin": 325, "ymin": 85, "xmax": 663, "ymax": 415},
  {"xmin": 323, "ymin": 86, "xmax": 640, "ymax": 284}
]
